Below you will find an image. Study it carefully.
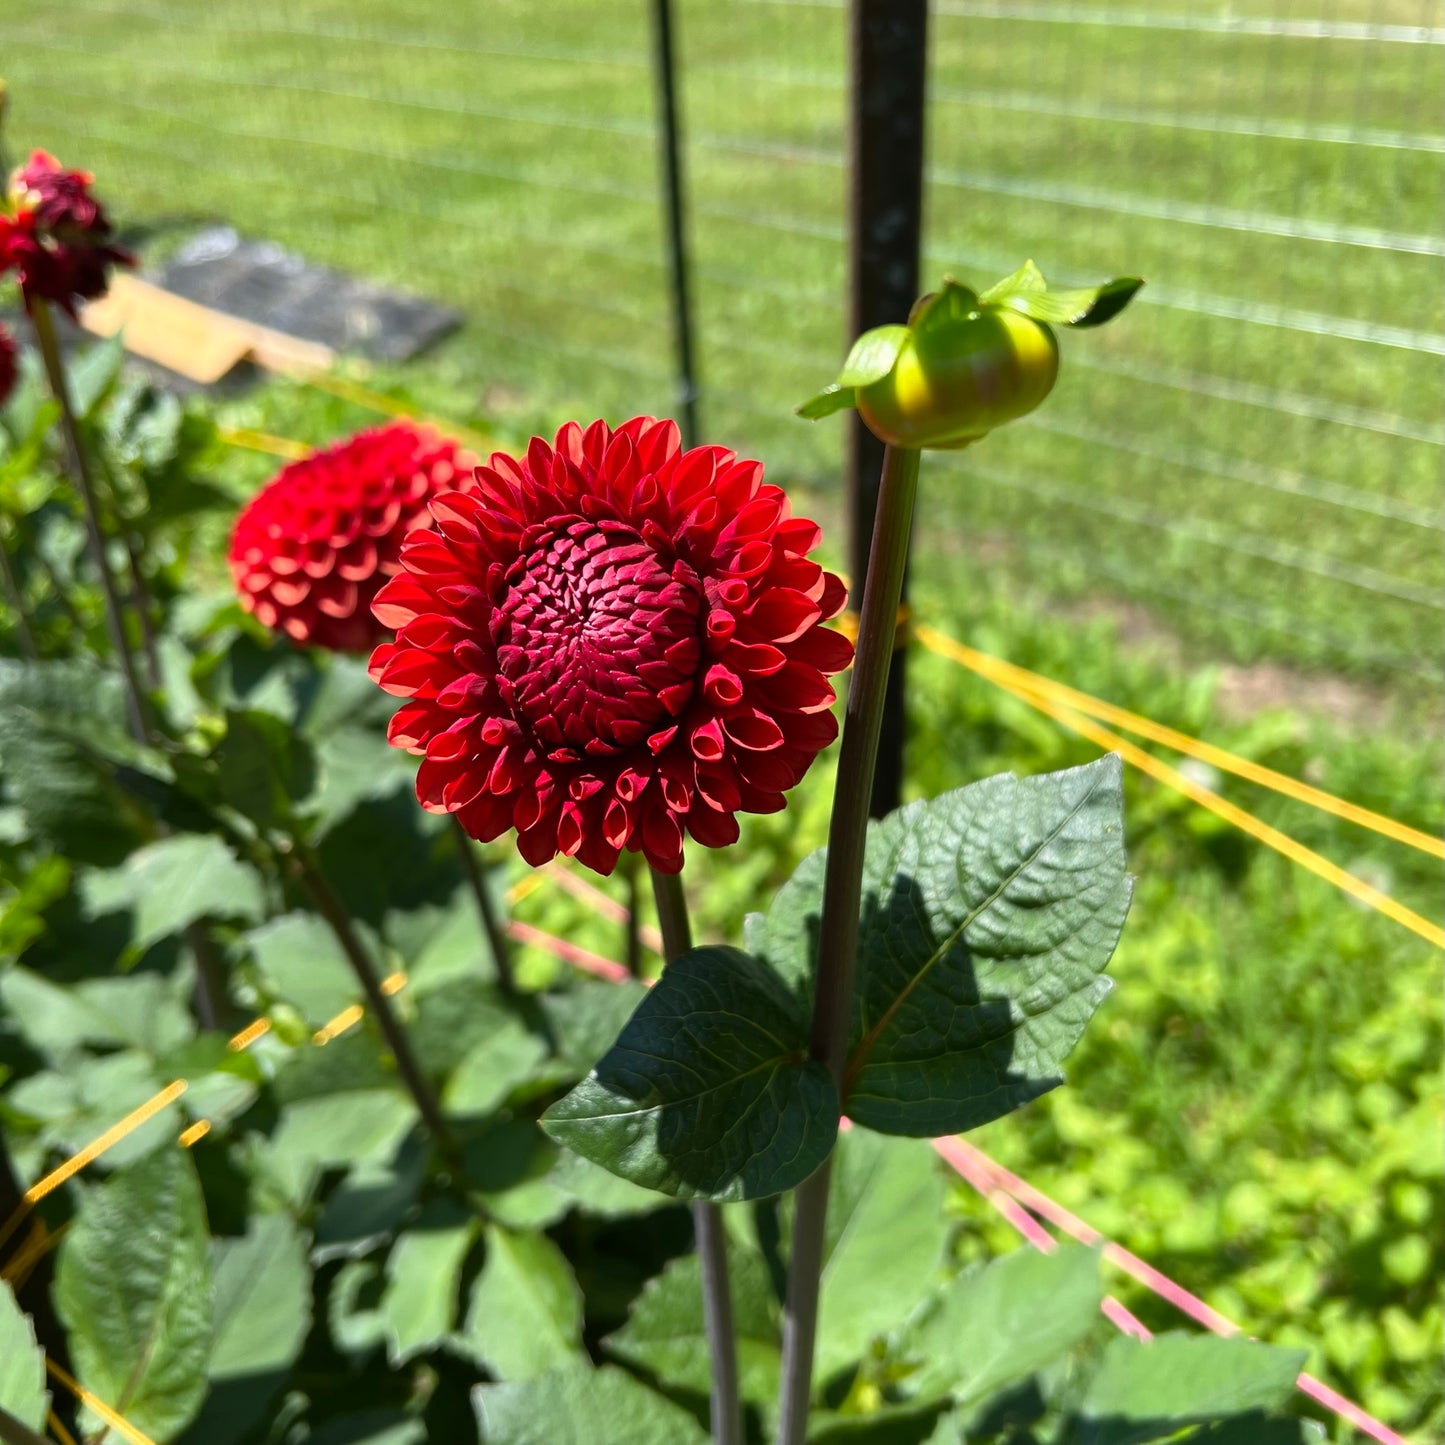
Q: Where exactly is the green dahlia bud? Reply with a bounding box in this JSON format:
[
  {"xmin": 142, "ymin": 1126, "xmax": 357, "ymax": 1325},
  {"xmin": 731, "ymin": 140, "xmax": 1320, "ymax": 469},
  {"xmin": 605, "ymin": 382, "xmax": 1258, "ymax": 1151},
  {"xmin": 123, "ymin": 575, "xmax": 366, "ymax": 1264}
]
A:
[{"xmin": 798, "ymin": 262, "xmax": 1142, "ymax": 450}]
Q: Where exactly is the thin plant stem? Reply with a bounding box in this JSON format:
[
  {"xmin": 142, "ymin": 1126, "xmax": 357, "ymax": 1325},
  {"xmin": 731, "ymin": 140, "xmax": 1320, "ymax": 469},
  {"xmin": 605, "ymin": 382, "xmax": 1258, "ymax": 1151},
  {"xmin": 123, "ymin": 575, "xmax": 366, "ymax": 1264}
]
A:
[
  {"xmin": 119, "ymin": 525, "xmax": 162, "ymax": 691},
  {"xmin": 31, "ymin": 303, "xmax": 229, "ymax": 1027},
  {"xmin": 650, "ymin": 866, "xmax": 743, "ymax": 1445},
  {"xmin": 288, "ymin": 845, "xmax": 456, "ymax": 1160},
  {"xmin": 776, "ymin": 443, "xmax": 921, "ymax": 1445},
  {"xmin": 621, "ymin": 852, "xmax": 645, "ymax": 978},
  {"xmin": 28, "ymin": 300, "xmax": 149, "ymax": 741},
  {"xmin": 451, "ymin": 817, "xmax": 516, "ymax": 994},
  {"xmin": 0, "ymin": 531, "xmax": 38, "ymax": 658}
]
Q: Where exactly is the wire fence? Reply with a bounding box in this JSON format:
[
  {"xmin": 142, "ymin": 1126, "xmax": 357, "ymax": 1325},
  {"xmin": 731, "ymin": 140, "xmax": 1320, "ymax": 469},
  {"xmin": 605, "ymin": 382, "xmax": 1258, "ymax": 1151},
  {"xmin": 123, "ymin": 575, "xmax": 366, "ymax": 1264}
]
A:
[{"xmin": 1, "ymin": 0, "xmax": 1440, "ymax": 681}]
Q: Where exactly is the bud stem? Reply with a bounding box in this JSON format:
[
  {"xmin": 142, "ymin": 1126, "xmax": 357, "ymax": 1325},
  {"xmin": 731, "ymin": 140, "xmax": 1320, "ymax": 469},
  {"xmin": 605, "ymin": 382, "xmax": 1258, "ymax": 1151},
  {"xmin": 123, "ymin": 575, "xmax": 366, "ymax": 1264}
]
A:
[{"xmin": 776, "ymin": 442, "xmax": 921, "ymax": 1445}]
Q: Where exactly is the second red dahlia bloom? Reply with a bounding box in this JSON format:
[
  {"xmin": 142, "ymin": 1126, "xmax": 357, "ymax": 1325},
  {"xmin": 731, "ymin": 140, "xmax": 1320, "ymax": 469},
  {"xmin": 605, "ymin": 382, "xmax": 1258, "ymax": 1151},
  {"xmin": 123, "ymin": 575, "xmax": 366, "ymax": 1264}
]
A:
[
  {"xmin": 229, "ymin": 421, "xmax": 478, "ymax": 653},
  {"xmin": 370, "ymin": 417, "xmax": 853, "ymax": 875}
]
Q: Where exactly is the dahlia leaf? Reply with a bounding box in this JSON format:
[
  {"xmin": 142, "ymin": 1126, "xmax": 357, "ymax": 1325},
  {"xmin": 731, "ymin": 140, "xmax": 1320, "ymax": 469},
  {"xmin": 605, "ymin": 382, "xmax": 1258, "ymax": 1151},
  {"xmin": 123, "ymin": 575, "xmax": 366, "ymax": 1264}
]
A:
[
  {"xmin": 0, "ymin": 1282, "xmax": 48, "ymax": 1434},
  {"xmin": 604, "ymin": 1247, "xmax": 782, "ymax": 1405},
  {"xmin": 475, "ymin": 1361, "xmax": 709, "ymax": 1445},
  {"xmin": 1077, "ymin": 1333, "xmax": 1307, "ymax": 1441},
  {"xmin": 55, "ymin": 1148, "xmax": 213, "ymax": 1443},
  {"xmin": 989, "ymin": 275, "xmax": 1144, "ymax": 328},
  {"xmin": 796, "ymin": 383, "xmax": 858, "ymax": 421},
  {"xmin": 754, "ymin": 755, "xmax": 1130, "ymax": 1137},
  {"xmin": 896, "ymin": 1243, "xmax": 1103, "ymax": 1409},
  {"xmin": 808, "ymin": 1131, "xmax": 951, "ymax": 1385},
  {"xmin": 540, "ymin": 947, "xmax": 839, "ymax": 1202}
]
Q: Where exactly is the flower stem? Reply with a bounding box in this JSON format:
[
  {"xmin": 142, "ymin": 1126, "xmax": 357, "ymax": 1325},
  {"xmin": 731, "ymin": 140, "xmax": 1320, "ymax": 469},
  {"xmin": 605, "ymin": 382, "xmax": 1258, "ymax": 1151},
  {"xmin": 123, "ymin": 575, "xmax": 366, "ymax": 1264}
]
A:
[
  {"xmin": 650, "ymin": 865, "xmax": 743, "ymax": 1445},
  {"xmin": 621, "ymin": 852, "xmax": 645, "ymax": 978},
  {"xmin": 451, "ymin": 819, "xmax": 516, "ymax": 995},
  {"xmin": 289, "ymin": 845, "xmax": 457, "ymax": 1161},
  {"xmin": 776, "ymin": 442, "xmax": 920, "ymax": 1445},
  {"xmin": 28, "ymin": 300, "xmax": 149, "ymax": 742}
]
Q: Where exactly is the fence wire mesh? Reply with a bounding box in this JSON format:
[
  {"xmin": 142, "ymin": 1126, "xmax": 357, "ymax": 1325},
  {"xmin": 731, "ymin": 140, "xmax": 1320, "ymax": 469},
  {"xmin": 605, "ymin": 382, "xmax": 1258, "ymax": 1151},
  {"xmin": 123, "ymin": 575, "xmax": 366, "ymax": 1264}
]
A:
[{"xmin": 2, "ymin": 0, "xmax": 1440, "ymax": 681}]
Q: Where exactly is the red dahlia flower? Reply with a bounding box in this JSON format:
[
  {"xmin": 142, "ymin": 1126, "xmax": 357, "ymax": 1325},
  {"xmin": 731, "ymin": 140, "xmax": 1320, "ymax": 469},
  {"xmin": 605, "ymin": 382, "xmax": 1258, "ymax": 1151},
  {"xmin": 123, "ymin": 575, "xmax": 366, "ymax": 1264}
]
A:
[
  {"xmin": 1, "ymin": 151, "xmax": 132, "ymax": 317},
  {"xmin": 0, "ymin": 324, "xmax": 16, "ymax": 407},
  {"xmin": 229, "ymin": 421, "xmax": 478, "ymax": 653},
  {"xmin": 369, "ymin": 416, "xmax": 853, "ymax": 875}
]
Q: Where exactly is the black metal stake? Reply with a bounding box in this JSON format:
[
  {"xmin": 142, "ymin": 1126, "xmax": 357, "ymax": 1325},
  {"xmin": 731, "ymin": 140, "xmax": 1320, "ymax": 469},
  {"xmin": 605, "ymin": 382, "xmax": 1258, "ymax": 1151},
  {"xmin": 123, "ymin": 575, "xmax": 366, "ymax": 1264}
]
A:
[
  {"xmin": 649, "ymin": 0, "xmax": 700, "ymax": 447},
  {"xmin": 845, "ymin": 0, "xmax": 928, "ymax": 818}
]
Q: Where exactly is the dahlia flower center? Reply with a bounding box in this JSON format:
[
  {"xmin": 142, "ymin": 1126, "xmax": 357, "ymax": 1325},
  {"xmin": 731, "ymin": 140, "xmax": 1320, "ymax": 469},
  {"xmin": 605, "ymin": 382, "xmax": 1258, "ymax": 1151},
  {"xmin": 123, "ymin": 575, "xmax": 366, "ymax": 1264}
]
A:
[{"xmin": 492, "ymin": 518, "xmax": 703, "ymax": 755}]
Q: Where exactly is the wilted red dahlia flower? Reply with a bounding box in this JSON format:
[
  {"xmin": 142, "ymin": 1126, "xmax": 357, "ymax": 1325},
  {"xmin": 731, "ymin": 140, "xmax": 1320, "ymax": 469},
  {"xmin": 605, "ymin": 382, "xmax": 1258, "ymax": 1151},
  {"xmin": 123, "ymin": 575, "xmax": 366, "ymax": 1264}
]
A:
[
  {"xmin": 0, "ymin": 324, "xmax": 16, "ymax": 407},
  {"xmin": 229, "ymin": 421, "xmax": 478, "ymax": 653},
  {"xmin": 369, "ymin": 416, "xmax": 853, "ymax": 875},
  {"xmin": 1, "ymin": 151, "xmax": 132, "ymax": 316}
]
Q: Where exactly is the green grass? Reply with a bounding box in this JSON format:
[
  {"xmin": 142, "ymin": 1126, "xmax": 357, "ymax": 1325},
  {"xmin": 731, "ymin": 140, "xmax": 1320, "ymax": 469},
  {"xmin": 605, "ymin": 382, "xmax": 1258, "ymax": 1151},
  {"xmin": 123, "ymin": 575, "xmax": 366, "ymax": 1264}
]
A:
[{"xmin": 2, "ymin": 0, "xmax": 1442, "ymax": 680}]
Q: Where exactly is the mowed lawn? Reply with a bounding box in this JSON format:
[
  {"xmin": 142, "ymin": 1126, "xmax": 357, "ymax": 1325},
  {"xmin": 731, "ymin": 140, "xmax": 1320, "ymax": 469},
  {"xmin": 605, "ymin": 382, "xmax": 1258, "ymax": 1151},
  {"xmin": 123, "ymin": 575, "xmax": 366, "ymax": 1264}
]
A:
[{"xmin": 1, "ymin": 0, "xmax": 1442, "ymax": 681}]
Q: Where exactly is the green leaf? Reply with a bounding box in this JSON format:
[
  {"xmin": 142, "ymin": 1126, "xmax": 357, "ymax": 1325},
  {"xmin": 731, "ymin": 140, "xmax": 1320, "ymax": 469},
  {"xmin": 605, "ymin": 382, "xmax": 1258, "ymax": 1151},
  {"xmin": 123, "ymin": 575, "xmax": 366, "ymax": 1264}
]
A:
[
  {"xmin": 82, "ymin": 834, "xmax": 265, "ymax": 958},
  {"xmin": 272, "ymin": 1089, "xmax": 418, "ymax": 1171},
  {"xmin": 55, "ymin": 1149, "xmax": 213, "ymax": 1442},
  {"xmin": 540, "ymin": 978, "xmax": 651, "ymax": 1079},
  {"xmin": 444, "ymin": 1025, "xmax": 550, "ymax": 1118},
  {"xmin": 798, "ymin": 322, "xmax": 910, "ymax": 419},
  {"xmin": 541, "ymin": 946, "xmax": 838, "ymax": 1201},
  {"xmin": 839, "ymin": 325, "xmax": 911, "ymax": 387},
  {"xmin": 462, "ymin": 1225, "xmax": 584, "ymax": 1380},
  {"xmin": 213, "ymin": 707, "xmax": 317, "ymax": 830},
  {"xmin": 475, "ymin": 1362, "xmax": 709, "ymax": 1445},
  {"xmin": 247, "ymin": 912, "xmax": 360, "ymax": 1028},
  {"xmin": 308, "ymin": 1413, "xmax": 425, "ymax": 1445},
  {"xmin": 605, "ymin": 1246, "xmax": 781, "ymax": 1404},
  {"xmin": 991, "ymin": 277, "xmax": 1143, "ymax": 328},
  {"xmin": 548, "ymin": 1150, "xmax": 665, "ymax": 1220},
  {"xmin": 379, "ymin": 1201, "xmax": 476, "ymax": 1365},
  {"xmin": 462, "ymin": 1119, "xmax": 572, "ymax": 1229},
  {"xmin": 979, "ymin": 260, "xmax": 1050, "ymax": 303},
  {"xmin": 796, "ymin": 384, "xmax": 858, "ymax": 421},
  {"xmin": 180, "ymin": 1215, "xmax": 312, "ymax": 1445},
  {"xmin": 69, "ymin": 333, "xmax": 126, "ymax": 419},
  {"xmin": 1077, "ymin": 1334, "xmax": 1307, "ymax": 1445},
  {"xmin": 0, "ymin": 659, "xmax": 144, "ymax": 865},
  {"xmin": 314, "ymin": 1133, "xmax": 429, "ymax": 1264},
  {"xmin": 815, "ymin": 1132, "xmax": 950, "ymax": 1383},
  {"xmin": 900, "ymin": 1244, "xmax": 1102, "ymax": 1407},
  {"xmin": 0, "ymin": 1284, "xmax": 48, "ymax": 1433},
  {"xmin": 758, "ymin": 756, "xmax": 1130, "ymax": 1136}
]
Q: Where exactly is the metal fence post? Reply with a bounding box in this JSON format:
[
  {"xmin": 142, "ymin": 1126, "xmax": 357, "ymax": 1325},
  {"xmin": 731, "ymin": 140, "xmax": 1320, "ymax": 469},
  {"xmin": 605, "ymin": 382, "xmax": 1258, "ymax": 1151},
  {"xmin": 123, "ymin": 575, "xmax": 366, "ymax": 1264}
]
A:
[
  {"xmin": 649, "ymin": 0, "xmax": 700, "ymax": 448},
  {"xmin": 846, "ymin": 0, "xmax": 928, "ymax": 817}
]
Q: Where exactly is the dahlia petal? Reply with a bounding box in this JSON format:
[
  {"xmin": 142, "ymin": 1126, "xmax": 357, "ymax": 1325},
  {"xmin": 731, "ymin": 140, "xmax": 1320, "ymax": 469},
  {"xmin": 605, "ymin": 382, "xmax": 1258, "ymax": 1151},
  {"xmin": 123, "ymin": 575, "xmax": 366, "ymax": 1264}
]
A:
[
  {"xmin": 726, "ymin": 640, "xmax": 788, "ymax": 677},
  {"xmin": 640, "ymin": 806, "xmax": 684, "ymax": 871},
  {"xmin": 719, "ymin": 492, "xmax": 785, "ymax": 548},
  {"xmin": 316, "ymin": 582, "xmax": 359, "ymax": 619},
  {"xmin": 387, "ymin": 701, "xmax": 435, "ymax": 752},
  {"xmin": 723, "ymin": 709, "xmax": 786, "ymax": 752},
  {"xmin": 818, "ymin": 571, "xmax": 849, "ymax": 620},
  {"xmin": 744, "ymin": 587, "xmax": 822, "ymax": 644},
  {"xmin": 603, "ymin": 796, "xmax": 634, "ymax": 849},
  {"xmin": 757, "ymin": 661, "xmax": 837, "ymax": 714},
  {"xmin": 787, "ymin": 625, "xmax": 855, "ymax": 674},
  {"xmin": 686, "ymin": 808, "xmax": 740, "ymax": 849},
  {"xmin": 775, "ymin": 517, "xmax": 822, "ymax": 555},
  {"xmin": 702, "ymin": 664, "xmax": 744, "ymax": 708},
  {"xmin": 690, "ymin": 718, "xmax": 725, "ymax": 762}
]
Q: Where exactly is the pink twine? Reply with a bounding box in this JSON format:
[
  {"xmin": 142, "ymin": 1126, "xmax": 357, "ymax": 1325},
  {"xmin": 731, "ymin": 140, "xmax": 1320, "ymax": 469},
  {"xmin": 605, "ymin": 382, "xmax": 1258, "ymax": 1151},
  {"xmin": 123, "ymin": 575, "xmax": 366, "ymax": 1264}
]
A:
[
  {"xmin": 505, "ymin": 919, "xmax": 630, "ymax": 982},
  {"xmin": 941, "ymin": 1137, "xmax": 1411, "ymax": 1445},
  {"xmin": 544, "ymin": 864, "xmax": 666, "ymax": 955}
]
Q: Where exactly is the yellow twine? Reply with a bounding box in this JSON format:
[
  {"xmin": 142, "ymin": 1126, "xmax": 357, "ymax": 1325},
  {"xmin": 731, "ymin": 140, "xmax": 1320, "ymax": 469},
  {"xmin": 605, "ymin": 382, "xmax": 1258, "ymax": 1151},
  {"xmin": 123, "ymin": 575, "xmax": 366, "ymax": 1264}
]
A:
[
  {"xmin": 45, "ymin": 1361, "xmax": 158, "ymax": 1445},
  {"xmin": 914, "ymin": 623, "xmax": 1443, "ymax": 860}
]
